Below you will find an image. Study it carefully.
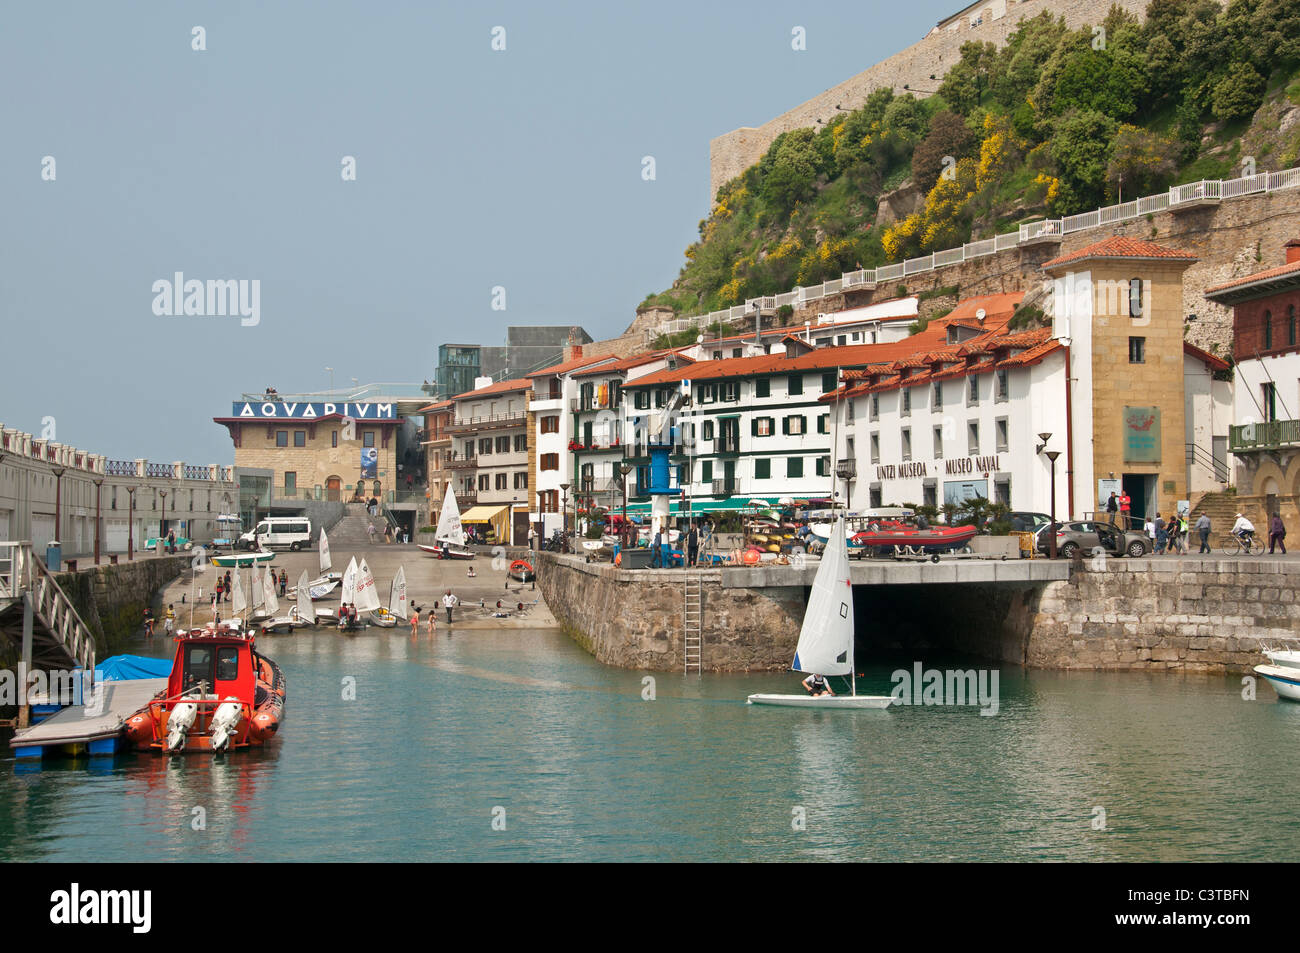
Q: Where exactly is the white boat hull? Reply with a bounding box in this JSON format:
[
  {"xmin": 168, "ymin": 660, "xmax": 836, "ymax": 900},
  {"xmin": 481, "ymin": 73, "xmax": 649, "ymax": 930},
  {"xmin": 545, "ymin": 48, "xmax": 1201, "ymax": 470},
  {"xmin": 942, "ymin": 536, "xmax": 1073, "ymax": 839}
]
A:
[
  {"xmin": 746, "ymin": 693, "xmax": 895, "ymax": 709},
  {"xmin": 1255, "ymin": 664, "xmax": 1300, "ymax": 701}
]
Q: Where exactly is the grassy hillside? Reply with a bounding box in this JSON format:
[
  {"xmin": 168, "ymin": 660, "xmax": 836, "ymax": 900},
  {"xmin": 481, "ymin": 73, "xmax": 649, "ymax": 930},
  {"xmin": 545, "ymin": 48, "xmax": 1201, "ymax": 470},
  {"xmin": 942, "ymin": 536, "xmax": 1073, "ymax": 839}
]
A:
[{"xmin": 644, "ymin": 0, "xmax": 1300, "ymax": 319}]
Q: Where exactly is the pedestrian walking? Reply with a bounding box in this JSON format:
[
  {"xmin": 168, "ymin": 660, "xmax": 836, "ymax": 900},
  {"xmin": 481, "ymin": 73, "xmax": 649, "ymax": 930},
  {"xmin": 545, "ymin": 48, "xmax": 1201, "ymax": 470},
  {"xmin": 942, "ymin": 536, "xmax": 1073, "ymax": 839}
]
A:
[
  {"xmin": 1196, "ymin": 513, "xmax": 1212, "ymax": 553},
  {"xmin": 367, "ymin": 522, "xmax": 377, "ymax": 544},
  {"xmin": 1106, "ymin": 492, "xmax": 1118, "ymax": 526},
  {"xmin": 223, "ymin": 570, "xmax": 232, "ymax": 602},
  {"xmin": 443, "ymin": 590, "xmax": 457, "ymax": 625},
  {"xmin": 1269, "ymin": 512, "xmax": 1287, "ymax": 554},
  {"xmin": 166, "ymin": 529, "xmax": 176, "ymax": 554},
  {"xmin": 1154, "ymin": 513, "xmax": 1168, "ymax": 554}
]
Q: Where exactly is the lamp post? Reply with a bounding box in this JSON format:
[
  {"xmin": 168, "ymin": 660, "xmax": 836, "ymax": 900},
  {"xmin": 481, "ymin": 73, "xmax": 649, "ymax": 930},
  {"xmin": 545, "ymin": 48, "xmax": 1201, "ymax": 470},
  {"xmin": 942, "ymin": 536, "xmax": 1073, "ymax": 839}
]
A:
[
  {"xmin": 1044, "ymin": 450, "xmax": 1061, "ymax": 559},
  {"xmin": 126, "ymin": 486, "xmax": 137, "ymax": 561},
  {"xmin": 92, "ymin": 477, "xmax": 103, "ymax": 565},
  {"xmin": 51, "ymin": 464, "xmax": 66, "ymax": 549},
  {"xmin": 559, "ymin": 482, "xmax": 570, "ymax": 554},
  {"xmin": 326, "ymin": 366, "xmax": 334, "ymax": 393},
  {"xmin": 159, "ymin": 489, "xmax": 168, "ymax": 552}
]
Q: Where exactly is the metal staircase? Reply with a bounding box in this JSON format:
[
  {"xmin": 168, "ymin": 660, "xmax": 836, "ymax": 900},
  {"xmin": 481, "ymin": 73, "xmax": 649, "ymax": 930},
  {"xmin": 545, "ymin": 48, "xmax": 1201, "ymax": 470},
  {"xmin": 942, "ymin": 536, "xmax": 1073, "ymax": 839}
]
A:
[
  {"xmin": 0, "ymin": 542, "xmax": 99, "ymax": 714},
  {"xmin": 683, "ymin": 573, "xmax": 702, "ymax": 675}
]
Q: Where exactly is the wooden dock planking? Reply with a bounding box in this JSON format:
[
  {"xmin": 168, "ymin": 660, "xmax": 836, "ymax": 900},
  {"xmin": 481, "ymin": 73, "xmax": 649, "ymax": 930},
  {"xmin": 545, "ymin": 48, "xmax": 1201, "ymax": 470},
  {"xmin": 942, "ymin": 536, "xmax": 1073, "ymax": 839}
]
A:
[{"xmin": 9, "ymin": 678, "xmax": 166, "ymax": 750}]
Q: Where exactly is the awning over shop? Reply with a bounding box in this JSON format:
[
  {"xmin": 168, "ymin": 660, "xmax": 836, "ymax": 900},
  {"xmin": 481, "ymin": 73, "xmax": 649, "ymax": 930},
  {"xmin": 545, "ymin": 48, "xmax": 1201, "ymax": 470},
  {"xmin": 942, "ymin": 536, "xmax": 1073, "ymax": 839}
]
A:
[{"xmin": 460, "ymin": 504, "xmax": 511, "ymax": 542}]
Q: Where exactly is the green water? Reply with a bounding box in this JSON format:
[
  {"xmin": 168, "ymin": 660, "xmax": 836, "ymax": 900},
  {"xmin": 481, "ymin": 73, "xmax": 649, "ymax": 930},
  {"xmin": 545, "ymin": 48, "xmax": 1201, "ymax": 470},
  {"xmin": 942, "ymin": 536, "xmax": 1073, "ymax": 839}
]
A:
[{"xmin": 2, "ymin": 627, "xmax": 1297, "ymax": 862}]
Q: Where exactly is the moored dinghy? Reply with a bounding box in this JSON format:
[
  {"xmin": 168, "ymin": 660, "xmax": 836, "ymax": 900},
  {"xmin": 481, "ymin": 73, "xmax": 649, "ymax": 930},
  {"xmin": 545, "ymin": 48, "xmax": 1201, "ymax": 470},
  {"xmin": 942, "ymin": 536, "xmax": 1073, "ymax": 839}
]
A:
[
  {"xmin": 419, "ymin": 484, "xmax": 475, "ymax": 559},
  {"xmin": 747, "ymin": 515, "xmax": 893, "ymax": 710},
  {"xmin": 370, "ymin": 566, "xmax": 408, "ymax": 627}
]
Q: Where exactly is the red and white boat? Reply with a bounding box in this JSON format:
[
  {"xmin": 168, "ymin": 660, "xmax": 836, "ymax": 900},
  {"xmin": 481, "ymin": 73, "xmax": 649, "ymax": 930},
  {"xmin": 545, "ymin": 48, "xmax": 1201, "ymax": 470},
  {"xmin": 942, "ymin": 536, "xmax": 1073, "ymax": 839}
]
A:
[
  {"xmin": 850, "ymin": 520, "xmax": 977, "ymax": 555},
  {"xmin": 124, "ymin": 623, "xmax": 285, "ymax": 754}
]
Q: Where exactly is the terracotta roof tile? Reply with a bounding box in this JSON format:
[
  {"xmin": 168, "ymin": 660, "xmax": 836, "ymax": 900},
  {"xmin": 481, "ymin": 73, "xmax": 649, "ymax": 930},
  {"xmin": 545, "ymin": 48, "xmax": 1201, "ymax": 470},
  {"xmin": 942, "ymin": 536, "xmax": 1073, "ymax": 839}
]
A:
[
  {"xmin": 1041, "ymin": 236, "xmax": 1198, "ymax": 270},
  {"xmin": 526, "ymin": 353, "xmax": 620, "ymax": 379},
  {"xmin": 1203, "ymin": 258, "xmax": 1300, "ymax": 297},
  {"xmin": 451, "ymin": 377, "xmax": 532, "ymax": 401}
]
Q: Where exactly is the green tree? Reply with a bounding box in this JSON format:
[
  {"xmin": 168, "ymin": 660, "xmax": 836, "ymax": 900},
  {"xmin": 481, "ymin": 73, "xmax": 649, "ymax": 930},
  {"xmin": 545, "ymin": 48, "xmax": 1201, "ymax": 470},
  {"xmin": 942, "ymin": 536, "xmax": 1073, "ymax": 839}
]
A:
[
  {"xmin": 1049, "ymin": 109, "xmax": 1118, "ymax": 211},
  {"xmin": 757, "ymin": 129, "xmax": 821, "ymax": 217},
  {"xmin": 1106, "ymin": 124, "xmax": 1178, "ymax": 197},
  {"xmin": 1210, "ymin": 62, "xmax": 1266, "ymax": 122},
  {"xmin": 912, "ymin": 110, "xmax": 977, "ymax": 191}
]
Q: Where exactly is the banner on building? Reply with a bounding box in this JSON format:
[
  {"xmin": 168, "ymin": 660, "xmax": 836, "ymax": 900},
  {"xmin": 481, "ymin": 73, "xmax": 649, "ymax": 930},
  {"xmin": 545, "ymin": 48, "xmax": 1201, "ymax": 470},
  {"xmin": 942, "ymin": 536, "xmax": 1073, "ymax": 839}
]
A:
[
  {"xmin": 361, "ymin": 447, "xmax": 378, "ymax": 478},
  {"xmin": 943, "ymin": 479, "xmax": 988, "ymax": 506},
  {"xmin": 1123, "ymin": 407, "xmax": 1161, "ymax": 462}
]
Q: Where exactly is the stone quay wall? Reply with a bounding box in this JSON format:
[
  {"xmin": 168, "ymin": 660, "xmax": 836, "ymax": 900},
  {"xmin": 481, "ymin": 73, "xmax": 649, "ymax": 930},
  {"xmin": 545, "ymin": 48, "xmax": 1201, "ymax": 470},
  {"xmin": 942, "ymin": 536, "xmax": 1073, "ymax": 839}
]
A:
[
  {"xmin": 536, "ymin": 553, "xmax": 804, "ymax": 671},
  {"xmin": 540, "ymin": 552, "xmax": 1299, "ymax": 675},
  {"xmin": 1027, "ymin": 556, "xmax": 1300, "ymax": 674},
  {"xmin": 57, "ymin": 556, "xmax": 190, "ymax": 658}
]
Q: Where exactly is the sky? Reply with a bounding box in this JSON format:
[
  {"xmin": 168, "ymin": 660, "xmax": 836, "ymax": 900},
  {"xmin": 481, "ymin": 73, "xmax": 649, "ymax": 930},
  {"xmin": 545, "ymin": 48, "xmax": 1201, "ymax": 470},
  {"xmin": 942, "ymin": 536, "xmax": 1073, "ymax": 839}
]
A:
[{"xmin": 1, "ymin": 0, "xmax": 958, "ymax": 462}]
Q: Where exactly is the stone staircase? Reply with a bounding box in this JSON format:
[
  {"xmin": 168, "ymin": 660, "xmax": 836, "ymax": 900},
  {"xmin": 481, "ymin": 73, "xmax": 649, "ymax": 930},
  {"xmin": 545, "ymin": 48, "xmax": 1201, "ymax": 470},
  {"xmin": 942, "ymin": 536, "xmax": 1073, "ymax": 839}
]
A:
[
  {"xmin": 325, "ymin": 503, "xmax": 391, "ymax": 547},
  {"xmin": 1189, "ymin": 491, "xmax": 1253, "ymax": 536}
]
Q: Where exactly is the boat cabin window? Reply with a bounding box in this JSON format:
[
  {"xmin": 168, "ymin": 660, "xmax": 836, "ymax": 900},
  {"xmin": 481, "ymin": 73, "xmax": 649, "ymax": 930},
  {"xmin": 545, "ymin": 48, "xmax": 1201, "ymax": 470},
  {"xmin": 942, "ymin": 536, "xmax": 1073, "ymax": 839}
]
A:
[
  {"xmin": 216, "ymin": 646, "xmax": 240, "ymax": 682},
  {"xmin": 182, "ymin": 645, "xmax": 215, "ymax": 691}
]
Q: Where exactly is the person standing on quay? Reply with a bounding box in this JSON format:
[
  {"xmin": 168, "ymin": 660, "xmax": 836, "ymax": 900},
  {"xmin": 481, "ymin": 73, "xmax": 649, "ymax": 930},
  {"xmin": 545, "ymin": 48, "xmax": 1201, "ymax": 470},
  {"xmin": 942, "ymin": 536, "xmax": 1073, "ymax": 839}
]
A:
[
  {"xmin": 443, "ymin": 589, "xmax": 457, "ymax": 625},
  {"xmin": 1154, "ymin": 513, "xmax": 1168, "ymax": 555},
  {"xmin": 1269, "ymin": 513, "xmax": 1287, "ymax": 554},
  {"xmin": 687, "ymin": 521, "xmax": 699, "ymax": 567},
  {"xmin": 223, "ymin": 570, "xmax": 232, "ymax": 602},
  {"xmin": 650, "ymin": 529, "xmax": 663, "ymax": 568},
  {"xmin": 1106, "ymin": 492, "xmax": 1118, "ymax": 526},
  {"xmin": 1196, "ymin": 512, "xmax": 1212, "ymax": 553},
  {"xmin": 278, "ymin": 568, "xmax": 288, "ymax": 597},
  {"xmin": 1119, "ymin": 492, "xmax": 1131, "ymax": 529},
  {"xmin": 528, "ymin": 524, "xmax": 536, "ymax": 551}
]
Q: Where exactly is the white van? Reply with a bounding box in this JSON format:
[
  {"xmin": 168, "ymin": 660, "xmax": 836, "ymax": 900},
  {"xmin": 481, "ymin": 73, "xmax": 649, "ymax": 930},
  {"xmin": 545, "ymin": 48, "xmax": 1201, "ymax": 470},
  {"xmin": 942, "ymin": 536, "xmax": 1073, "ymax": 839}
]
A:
[{"xmin": 240, "ymin": 517, "xmax": 312, "ymax": 552}]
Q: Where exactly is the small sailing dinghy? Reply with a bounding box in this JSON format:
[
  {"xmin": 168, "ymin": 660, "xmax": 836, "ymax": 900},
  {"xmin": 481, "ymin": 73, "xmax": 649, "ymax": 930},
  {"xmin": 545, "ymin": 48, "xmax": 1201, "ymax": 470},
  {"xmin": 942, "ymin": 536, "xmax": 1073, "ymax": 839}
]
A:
[
  {"xmin": 419, "ymin": 485, "xmax": 475, "ymax": 559},
  {"xmin": 370, "ymin": 566, "xmax": 408, "ymax": 627},
  {"xmin": 747, "ymin": 515, "xmax": 894, "ymax": 710},
  {"xmin": 260, "ymin": 562, "xmax": 308, "ymax": 633}
]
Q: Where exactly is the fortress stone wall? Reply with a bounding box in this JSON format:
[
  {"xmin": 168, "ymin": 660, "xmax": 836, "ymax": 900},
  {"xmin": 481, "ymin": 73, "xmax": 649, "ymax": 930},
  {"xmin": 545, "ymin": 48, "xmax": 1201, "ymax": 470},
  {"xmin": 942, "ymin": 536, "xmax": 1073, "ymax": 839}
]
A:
[{"xmin": 709, "ymin": 0, "xmax": 1206, "ymax": 201}]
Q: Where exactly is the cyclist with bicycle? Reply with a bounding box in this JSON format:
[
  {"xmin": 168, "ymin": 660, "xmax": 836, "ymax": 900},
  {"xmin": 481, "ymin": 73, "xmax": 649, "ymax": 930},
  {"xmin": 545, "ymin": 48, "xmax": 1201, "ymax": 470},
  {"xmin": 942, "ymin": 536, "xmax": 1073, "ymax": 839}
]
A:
[{"xmin": 1232, "ymin": 513, "xmax": 1256, "ymax": 547}]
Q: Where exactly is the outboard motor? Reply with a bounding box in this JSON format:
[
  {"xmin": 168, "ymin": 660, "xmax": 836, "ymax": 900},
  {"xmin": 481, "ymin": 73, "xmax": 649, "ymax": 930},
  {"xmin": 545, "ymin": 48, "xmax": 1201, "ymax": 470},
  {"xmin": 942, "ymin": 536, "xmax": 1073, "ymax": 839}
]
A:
[
  {"xmin": 209, "ymin": 697, "xmax": 244, "ymax": 753},
  {"xmin": 165, "ymin": 701, "xmax": 199, "ymax": 753}
]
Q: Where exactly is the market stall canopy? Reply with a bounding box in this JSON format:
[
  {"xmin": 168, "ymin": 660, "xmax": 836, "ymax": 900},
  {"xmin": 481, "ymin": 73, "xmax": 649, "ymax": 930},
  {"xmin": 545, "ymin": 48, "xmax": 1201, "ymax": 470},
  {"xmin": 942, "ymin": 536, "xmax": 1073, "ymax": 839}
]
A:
[{"xmin": 459, "ymin": 504, "xmax": 511, "ymax": 543}]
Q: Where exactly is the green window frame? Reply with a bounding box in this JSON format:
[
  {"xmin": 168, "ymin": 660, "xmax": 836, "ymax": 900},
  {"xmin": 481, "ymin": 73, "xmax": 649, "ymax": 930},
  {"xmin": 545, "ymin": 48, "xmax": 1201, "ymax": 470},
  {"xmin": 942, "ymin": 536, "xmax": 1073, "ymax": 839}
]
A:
[
  {"xmin": 787, "ymin": 457, "xmax": 804, "ymax": 478},
  {"xmin": 702, "ymin": 420, "xmax": 715, "ymax": 440},
  {"xmin": 816, "ymin": 457, "xmax": 829, "ymax": 477},
  {"xmin": 754, "ymin": 458, "xmax": 771, "ymax": 480},
  {"xmin": 701, "ymin": 460, "xmax": 713, "ymax": 482},
  {"xmin": 752, "ymin": 416, "xmax": 775, "ymax": 437},
  {"xmin": 822, "ymin": 372, "xmax": 836, "ymax": 393},
  {"xmin": 816, "ymin": 414, "xmax": 828, "ymax": 434},
  {"xmin": 755, "ymin": 378, "xmax": 770, "ymax": 398},
  {"xmin": 788, "ymin": 374, "xmax": 803, "ymax": 395}
]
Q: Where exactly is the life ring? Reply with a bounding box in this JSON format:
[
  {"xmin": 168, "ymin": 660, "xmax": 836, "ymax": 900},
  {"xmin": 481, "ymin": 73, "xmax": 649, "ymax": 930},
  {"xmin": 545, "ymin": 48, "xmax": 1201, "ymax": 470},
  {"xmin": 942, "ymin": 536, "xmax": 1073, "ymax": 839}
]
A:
[
  {"xmin": 510, "ymin": 559, "xmax": 533, "ymax": 575},
  {"xmin": 614, "ymin": 552, "xmax": 622, "ymax": 566}
]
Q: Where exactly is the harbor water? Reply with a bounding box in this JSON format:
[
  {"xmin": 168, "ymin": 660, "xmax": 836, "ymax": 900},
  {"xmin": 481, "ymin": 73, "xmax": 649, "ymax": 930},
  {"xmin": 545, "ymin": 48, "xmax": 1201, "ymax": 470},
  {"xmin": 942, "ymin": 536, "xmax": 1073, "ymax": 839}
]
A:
[{"xmin": 2, "ymin": 626, "xmax": 1298, "ymax": 862}]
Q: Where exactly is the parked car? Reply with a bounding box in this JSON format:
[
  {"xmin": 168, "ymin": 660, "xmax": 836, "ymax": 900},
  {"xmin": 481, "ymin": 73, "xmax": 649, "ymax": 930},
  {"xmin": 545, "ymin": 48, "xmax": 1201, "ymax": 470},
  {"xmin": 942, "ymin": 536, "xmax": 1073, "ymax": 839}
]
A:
[
  {"xmin": 1008, "ymin": 511, "xmax": 1053, "ymax": 535},
  {"xmin": 1038, "ymin": 520, "xmax": 1151, "ymax": 558}
]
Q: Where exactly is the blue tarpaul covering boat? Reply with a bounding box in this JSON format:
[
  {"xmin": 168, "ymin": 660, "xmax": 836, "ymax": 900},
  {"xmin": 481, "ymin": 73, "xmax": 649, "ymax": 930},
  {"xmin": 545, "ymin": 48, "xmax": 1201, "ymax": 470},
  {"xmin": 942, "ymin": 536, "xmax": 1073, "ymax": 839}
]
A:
[{"xmin": 97, "ymin": 655, "xmax": 173, "ymax": 682}]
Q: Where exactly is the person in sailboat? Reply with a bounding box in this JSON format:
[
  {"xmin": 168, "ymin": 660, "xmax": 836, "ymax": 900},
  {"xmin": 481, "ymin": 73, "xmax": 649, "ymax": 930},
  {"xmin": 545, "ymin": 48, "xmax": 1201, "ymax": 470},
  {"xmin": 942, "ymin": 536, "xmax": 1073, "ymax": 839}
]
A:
[{"xmin": 802, "ymin": 673, "xmax": 835, "ymax": 697}]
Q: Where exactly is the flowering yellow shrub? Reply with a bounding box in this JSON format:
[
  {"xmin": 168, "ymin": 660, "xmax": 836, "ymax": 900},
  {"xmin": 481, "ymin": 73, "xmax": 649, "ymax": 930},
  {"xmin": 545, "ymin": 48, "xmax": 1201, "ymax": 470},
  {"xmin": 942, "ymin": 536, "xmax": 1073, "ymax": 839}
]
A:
[
  {"xmin": 977, "ymin": 115, "xmax": 1014, "ymax": 190},
  {"xmin": 1033, "ymin": 172, "xmax": 1061, "ymax": 205},
  {"xmin": 719, "ymin": 278, "xmax": 743, "ymax": 303},
  {"xmin": 769, "ymin": 237, "xmax": 801, "ymax": 261}
]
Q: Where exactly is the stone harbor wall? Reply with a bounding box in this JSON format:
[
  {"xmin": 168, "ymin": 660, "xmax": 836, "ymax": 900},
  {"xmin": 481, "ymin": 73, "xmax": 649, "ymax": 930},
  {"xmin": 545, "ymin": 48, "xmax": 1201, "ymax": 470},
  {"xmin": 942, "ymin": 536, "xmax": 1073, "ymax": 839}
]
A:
[
  {"xmin": 1026, "ymin": 556, "xmax": 1300, "ymax": 673},
  {"xmin": 536, "ymin": 553, "xmax": 804, "ymax": 671},
  {"xmin": 541, "ymin": 551, "xmax": 1300, "ymax": 674},
  {"xmin": 54, "ymin": 556, "xmax": 190, "ymax": 658}
]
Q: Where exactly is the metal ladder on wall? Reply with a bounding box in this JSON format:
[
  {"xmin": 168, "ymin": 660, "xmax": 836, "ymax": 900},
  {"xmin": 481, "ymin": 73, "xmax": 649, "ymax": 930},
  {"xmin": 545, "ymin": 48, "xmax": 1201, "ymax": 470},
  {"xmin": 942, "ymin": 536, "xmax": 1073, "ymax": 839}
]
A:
[{"xmin": 683, "ymin": 573, "xmax": 702, "ymax": 675}]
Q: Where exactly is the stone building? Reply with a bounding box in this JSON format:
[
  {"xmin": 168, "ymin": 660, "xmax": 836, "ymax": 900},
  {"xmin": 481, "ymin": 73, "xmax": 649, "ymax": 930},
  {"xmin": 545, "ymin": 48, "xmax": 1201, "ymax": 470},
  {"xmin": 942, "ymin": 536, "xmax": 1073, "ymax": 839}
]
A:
[
  {"xmin": 443, "ymin": 378, "xmax": 532, "ymax": 545},
  {"xmin": 1204, "ymin": 238, "xmax": 1300, "ymax": 528},
  {"xmin": 419, "ymin": 399, "xmax": 454, "ymax": 530}
]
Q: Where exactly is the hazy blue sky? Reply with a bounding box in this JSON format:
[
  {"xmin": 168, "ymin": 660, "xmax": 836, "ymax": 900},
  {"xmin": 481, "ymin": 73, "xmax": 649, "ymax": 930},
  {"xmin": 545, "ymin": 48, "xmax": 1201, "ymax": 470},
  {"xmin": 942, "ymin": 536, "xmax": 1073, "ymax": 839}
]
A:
[{"xmin": 2, "ymin": 0, "xmax": 956, "ymax": 462}]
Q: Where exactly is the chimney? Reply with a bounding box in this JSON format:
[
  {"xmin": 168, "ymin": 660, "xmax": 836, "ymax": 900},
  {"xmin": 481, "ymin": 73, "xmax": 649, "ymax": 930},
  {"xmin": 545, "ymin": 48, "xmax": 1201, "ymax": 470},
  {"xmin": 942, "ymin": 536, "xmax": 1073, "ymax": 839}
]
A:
[
  {"xmin": 1286, "ymin": 239, "xmax": 1300, "ymax": 265},
  {"xmin": 566, "ymin": 326, "xmax": 583, "ymax": 362}
]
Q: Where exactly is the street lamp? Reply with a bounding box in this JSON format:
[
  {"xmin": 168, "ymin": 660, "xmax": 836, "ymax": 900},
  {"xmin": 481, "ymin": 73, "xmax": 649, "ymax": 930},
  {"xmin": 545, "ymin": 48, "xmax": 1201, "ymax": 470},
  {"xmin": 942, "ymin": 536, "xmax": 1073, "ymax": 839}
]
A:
[
  {"xmin": 126, "ymin": 486, "xmax": 137, "ymax": 561},
  {"xmin": 51, "ymin": 464, "xmax": 66, "ymax": 549},
  {"xmin": 326, "ymin": 366, "xmax": 334, "ymax": 393},
  {"xmin": 159, "ymin": 489, "xmax": 168, "ymax": 552},
  {"xmin": 92, "ymin": 477, "xmax": 103, "ymax": 565},
  {"xmin": 560, "ymin": 482, "xmax": 570, "ymax": 554},
  {"xmin": 1044, "ymin": 449, "xmax": 1061, "ymax": 559}
]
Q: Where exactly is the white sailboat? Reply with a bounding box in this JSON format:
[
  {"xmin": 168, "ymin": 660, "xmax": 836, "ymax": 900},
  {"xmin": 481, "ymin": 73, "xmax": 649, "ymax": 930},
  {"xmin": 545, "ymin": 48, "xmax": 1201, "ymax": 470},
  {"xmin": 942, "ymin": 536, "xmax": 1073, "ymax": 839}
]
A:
[
  {"xmin": 333, "ymin": 556, "xmax": 362, "ymax": 630},
  {"xmin": 420, "ymin": 484, "xmax": 474, "ymax": 559},
  {"xmin": 748, "ymin": 516, "xmax": 894, "ymax": 710},
  {"xmin": 370, "ymin": 566, "xmax": 408, "ymax": 627},
  {"xmin": 293, "ymin": 569, "xmax": 317, "ymax": 626},
  {"xmin": 320, "ymin": 526, "xmax": 333, "ymax": 574},
  {"xmin": 354, "ymin": 558, "xmax": 382, "ymax": 613}
]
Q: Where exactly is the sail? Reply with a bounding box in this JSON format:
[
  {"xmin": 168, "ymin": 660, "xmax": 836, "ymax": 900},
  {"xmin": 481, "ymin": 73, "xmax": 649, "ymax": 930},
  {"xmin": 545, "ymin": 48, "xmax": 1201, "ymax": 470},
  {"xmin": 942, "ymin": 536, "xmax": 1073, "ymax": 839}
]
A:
[
  {"xmin": 231, "ymin": 570, "xmax": 247, "ymax": 615},
  {"xmin": 296, "ymin": 570, "xmax": 311, "ymax": 616},
  {"xmin": 319, "ymin": 527, "xmax": 332, "ymax": 573},
  {"xmin": 250, "ymin": 565, "xmax": 264, "ymax": 610},
  {"xmin": 435, "ymin": 484, "xmax": 466, "ymax": 547},
  {"xmin": 262, "ymin": 566, "xmax": 279, "ymax": 615},
  {"xmin": 390, "ymin": 566, "xmax": 408, "ymax": 620},
  {"xmin": 340, "ymin": 557, "xmax": 358, "ymax": 605},
  {"xmin": 354, "ymin": 558, "xmax": 381, "ymax": 612},
  {"xmin": 791, "ymin": 516, "xmax": 853, "ymax": 676}
]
